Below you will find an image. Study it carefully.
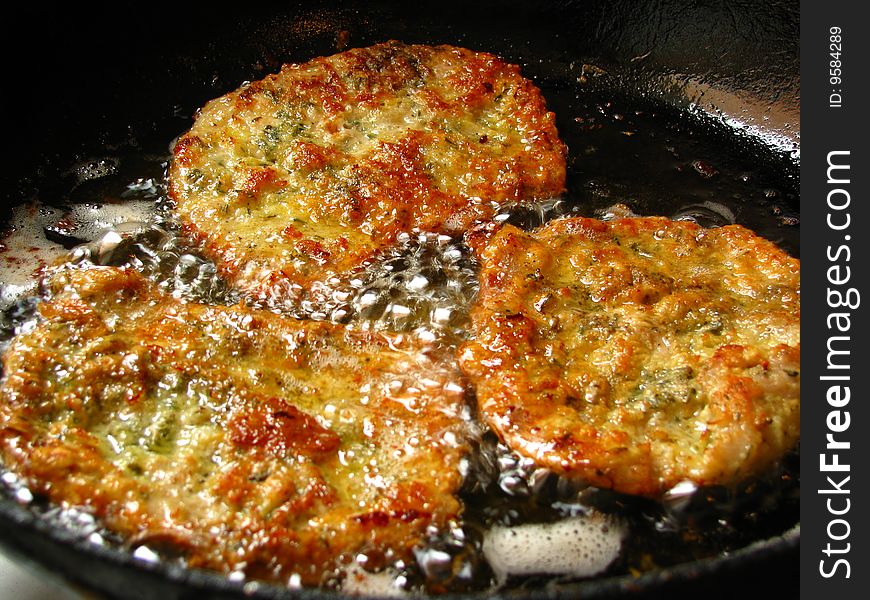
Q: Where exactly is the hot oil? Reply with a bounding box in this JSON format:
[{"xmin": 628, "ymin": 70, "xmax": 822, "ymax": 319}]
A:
[
  {"xmin": 0, "ymin": 82, "xmax": 799, "ymax": 595},
  {"xmin": 544, "ymin": 86, "xmax": 799, "ymax": 255}
]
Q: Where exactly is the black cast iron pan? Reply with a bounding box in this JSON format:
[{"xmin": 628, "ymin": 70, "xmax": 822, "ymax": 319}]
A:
[{"xmin": 1, "ymin": 1, "xmax": 799, "ymax": 598}]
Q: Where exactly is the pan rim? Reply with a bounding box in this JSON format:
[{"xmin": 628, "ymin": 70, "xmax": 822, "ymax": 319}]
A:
[{"xmin": 0, "ymin": 486, "xmax": 799, "ymax": 599}]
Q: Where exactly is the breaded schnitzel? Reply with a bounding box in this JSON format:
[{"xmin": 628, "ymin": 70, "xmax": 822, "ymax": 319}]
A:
[
  {"xmin": 169, "ymin": 41, "xmax": 566, "ymax": 306},
  {"xmin": 0, "ymin": 266, "xmax": 468, "ymax": 585},
  {"xmin": 459, "ymin": 217, "xmax": 800, "ymax": 497}
]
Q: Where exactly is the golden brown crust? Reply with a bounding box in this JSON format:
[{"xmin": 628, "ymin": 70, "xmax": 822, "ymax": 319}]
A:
[
  {"xmin": 168, "ymin": 41, "xmax": 566, "ymax": 304},
  {"xmin": 0, "ymin": 267, "xmax": 468, "ymax": 585},
  {"xmin": 459, "ymin": 217, "xmax": 800, "ymax": 497}
]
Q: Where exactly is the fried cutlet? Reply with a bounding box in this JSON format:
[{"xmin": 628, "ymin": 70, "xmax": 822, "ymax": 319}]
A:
[
  {"xmin": 459, "ymin": 217, "xmax": 800, "ymax": 497},
  {"xmin": 168, "ymin": 41, "xmax": 566, "ymax": 306},
  {"xmin": 0, "ymin": 266, "xmax": 468, "ymax": 585}
]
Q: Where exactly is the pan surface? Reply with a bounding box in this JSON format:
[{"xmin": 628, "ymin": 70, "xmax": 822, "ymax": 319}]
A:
[{"xmin": 1, "ymin": 1, "xmax": 798, "ymax": 598}]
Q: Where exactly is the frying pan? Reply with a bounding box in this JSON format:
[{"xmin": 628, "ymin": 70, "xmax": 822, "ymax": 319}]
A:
[{"xmin": 1, "ymin": 1, "xmax": 799, "ymax": 598}]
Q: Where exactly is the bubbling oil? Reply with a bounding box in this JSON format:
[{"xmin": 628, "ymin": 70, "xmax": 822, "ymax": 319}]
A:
[{"xmin": 0, "ymin": 87, "xmax": 800, "ymax": 595}]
